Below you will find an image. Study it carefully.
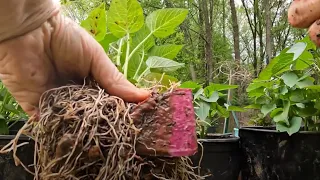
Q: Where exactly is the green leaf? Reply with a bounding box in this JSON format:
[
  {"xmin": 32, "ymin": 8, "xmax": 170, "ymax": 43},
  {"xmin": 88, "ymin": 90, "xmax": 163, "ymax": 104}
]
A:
[
  {"xmin": 107, "ymin": 0, "xmax": 144, "ymax": 38},
  {"xmin": 270, "ymin": 108, "xmax": 283, "ymax": 118},
  {"xmin": 148, "ymin": 44, "xmax": 183, "ymax": 59},
  {"xmin": 258, "ymin": 53, "xmax": 294, "ymax": 80},
  {"xmin": 131, "ymin": 25, "xmax": 155, "ymax": 53},
  {"xmin": 80, "ymin": 3, "xmax": 107, "ymax": 41},
  {"xmin": 261, "ymin": 104, "xmax": 276, "ymax": 117},
  {"xmin": 289, "ymin": 89, "xmax": 305, "ymax": 102},
  {"xmin": 286, "ymin": 42, "xmax": 307, "ymax": 60},
  {"xmin": 4, "ymin": 104, "xmax": 20, "ymax": 115},
  {"xmin": 128, "ymin": 52, "xmax": 147, "ymax": 78},
  {"xmin": 296, "ymin": 77, "xmax": 314, "ymax": 88},
  {"xmin": 146, "ymin": 8, "xmax": 188, "ymax": 38},
  {"xmin": 146, "ymin": 56, "xmax": 184, "ymax": 72},
  {"xmin": 195, "ymin": 101, "xmax": 210, "ymax": 121},
  {"xmin": 226, "ymin": 106, "xmax": 246, "ymax": 112},
  {"xmin": 99, "ymin": 33, "xmax": 119, "ymax": 52},
  {"xmin": 276, "ymin": 116, "xmax": 302, "ymax": 136},
  {"xmin": 281, "ymin": 72, "xmax": 299, "ymax": 88},
  {"xmin": 216, "ymin": 104, "xmax": 230, "ymax": 118},
  {"xmin": 180, "ymin": 81, "xmax": 201, "ymax": 90},
  {"xmin": 246, "ymin": 81, "xmax": 273, "ymax": 92},
  {"xmin": 0, "ymin": 119, "xmax": 8, "ymax": 135},
  {"xmin": 295, "ymin": 50, "xmax": 314, "ymax": 70},
  {"xmin": 272, "ymin": 54, "xmax": 294, "ymax": 75},
  {"xmin": 296, "ymin": 103, "xmax": 305, "ymax": 108},
  {"xmin": 273, "ymin": 101, "xmax": 290, "ymax": 125},
  {"xmin": 194, "ymin": 88, "xmax": 204, "ymax": 100},
  {"xmin": 0, "ymin": 114, "xmax": 4, "ymax": 119},
  {"xmin": 200, "ymin": 91, "xmax": 219, "ymax": 103},
  {"xmin": 280, "ymin": 86, "xmax": 288, "ymax": 95},
  {"xmin": 244, "ymin": 104, "xmax": 261, "ymax": 109},
  {"xmin": 248, "ymin": 87, "xmax": 265, "ymax": 98}
]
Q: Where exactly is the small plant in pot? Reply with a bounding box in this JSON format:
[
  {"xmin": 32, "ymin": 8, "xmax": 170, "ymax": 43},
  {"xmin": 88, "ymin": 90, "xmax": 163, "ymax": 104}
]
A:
[
  {"xmin": 0, "ymin": 81, "xmax": 34, "ymax": 180},
  {"xmin": 240, "ymin": 37, "xmax": 320, "ymax": 180},
  {"xmin": 179, "ymin": 81, "xmax": 243, "ymax": 180}
]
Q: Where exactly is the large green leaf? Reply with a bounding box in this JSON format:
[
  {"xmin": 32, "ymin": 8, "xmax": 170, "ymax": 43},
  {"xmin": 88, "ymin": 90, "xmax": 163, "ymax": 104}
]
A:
[
  {"xmin": 146, "ymin": 56, "xmax": 184, "ymax": 72},
  {"xmin": 261, "ymin": 104, "xmax": 276, "ymax": 117},
  {"xmin": 295, "ymin": 50, "xmax": 314, "ymax": 70},
  {"xmin": 146, "ymin": 8, "xmax": 188, "ymax": 38},
  {"xmin": 81, "ymin": 3, "xmax": 107, "ymax": 42},
  {"xmin": 281, "ymin": 72, "xmax": 299, "ymax": 88},
  {"xmin": 195, "ymin": 101, "xmax": 210, "ymax": 121},
  {"xmin": 148, "ymin": 44, "xmax": 183, "ymax": 59},
  {"xmin": 246, "ymin": 81, "xmax": 273, "ymax": 92},
  {"xmin": 296, "ymin": 77, "xmax": 314, "ymax": 88},
  {"xmin": 258, "ymin": 53, "xmax": 294, "ymax": 80},
  {"xmin": 276, "ymin": 116, "xmax": 302, "ymax": 136},
  {"xmin": 273, "ymin": 101, "xmax": 290, "ymax": 125},
  {"xmin": 107, "ymin": 0, "xmax": 144, "ymax": 38},
  {"xmin": 131, "ymin": 25, "xmax": 155, "ymax": 53},
  {"xmin": 286, "ymin": 42, "xmax": 307, "ymax": 60}
]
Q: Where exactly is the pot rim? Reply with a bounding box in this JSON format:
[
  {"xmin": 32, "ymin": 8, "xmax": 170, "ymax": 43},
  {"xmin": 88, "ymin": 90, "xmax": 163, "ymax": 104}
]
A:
[
  {"xmin": 0, "ymin": 134, "xmax": 31, "ymax": 141},
  {"xmin": 197, "ymin": 136, "xmax": 240, "ymax": 143},
  {"xmin": 240, "ymin": 126, "xmax": 320, "ymax": 134}
]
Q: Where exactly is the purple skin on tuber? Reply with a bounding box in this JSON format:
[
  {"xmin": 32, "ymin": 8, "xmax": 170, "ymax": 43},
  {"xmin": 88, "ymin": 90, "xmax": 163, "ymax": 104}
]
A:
[{"xmin": 130, "ymin": 88, "xmax": 198, "ymax": 157}]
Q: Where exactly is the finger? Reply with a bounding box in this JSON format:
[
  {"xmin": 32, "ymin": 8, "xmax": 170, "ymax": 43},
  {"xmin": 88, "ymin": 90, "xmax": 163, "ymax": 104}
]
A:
[{"xmin": 288, "ymin": 0, "xmax": 320, "ymax": 28}]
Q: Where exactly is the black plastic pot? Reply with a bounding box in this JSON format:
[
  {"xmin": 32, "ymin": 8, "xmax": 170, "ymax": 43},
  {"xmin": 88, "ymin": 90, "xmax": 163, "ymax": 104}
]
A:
[
  {"xmin": 239, "ymin": 126, "xmax": 320, "ymax": 180},
  {"xmin": 191, "ymin": 134, "xmax": 242, "ymax": 180},
  {"xmin": 0, "ymin": 120, "xmax": 34, "ymax": 180}
]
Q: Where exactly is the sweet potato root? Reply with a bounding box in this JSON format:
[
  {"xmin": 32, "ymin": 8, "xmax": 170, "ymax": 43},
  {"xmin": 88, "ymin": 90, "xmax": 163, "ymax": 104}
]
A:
[
  {"xmin": 131, "ymin": 88, "xmax": 198, "ymax": 157},
  {"xmin": 288, "ymin": 0, "xmax": 320, "ymax": 28},
  {"xmin": 308, "ymin": 19, "xmax": 320, "ymax": 46}
]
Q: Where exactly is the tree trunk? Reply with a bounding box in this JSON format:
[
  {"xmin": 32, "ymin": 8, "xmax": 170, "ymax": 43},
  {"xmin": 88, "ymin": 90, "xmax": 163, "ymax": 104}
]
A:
[
  {"xmin": 201, "ymin": 0, "xmax": 214, "ymax": 85},
  {"xmin": 230, "ymin": 0, "xmax": 241, "ymax": 63},
  {"xmin": 189, "ymin": 64, "xmax": 197, "ymax": 81},
  {"xmin": 265, "ymin": 0, "xmax": 272, "ymax": 64}
]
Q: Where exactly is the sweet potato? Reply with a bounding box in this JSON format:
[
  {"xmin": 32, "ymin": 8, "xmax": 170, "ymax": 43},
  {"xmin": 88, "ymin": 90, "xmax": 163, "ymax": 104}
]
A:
[
  {"xmin": 308, "ymin": 19, "xmax": 320, "ymax": 46},
  {"xmin": 288, "ymin": 0, "xmax": 320, "ymax": 28},
  {"xmin": 131, "ymin": 88, "xmax": 198, "ymax": 157}
]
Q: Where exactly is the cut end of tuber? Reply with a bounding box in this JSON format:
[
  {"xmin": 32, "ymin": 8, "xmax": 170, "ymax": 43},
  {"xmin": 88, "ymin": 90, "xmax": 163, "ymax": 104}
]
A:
[{"xmin": 131, "ymin": 88, "xmax": 198, "ymax": 157}]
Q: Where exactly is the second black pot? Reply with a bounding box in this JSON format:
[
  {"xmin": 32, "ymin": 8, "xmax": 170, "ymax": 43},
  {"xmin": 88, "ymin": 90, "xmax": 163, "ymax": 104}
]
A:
[
  {"xmin": 191, "ymin": 134, "xmax": 242, "ymax": 180},
  {"xmin": 239, "ymin": 126, "xmax": 320, "ymax": 180}
]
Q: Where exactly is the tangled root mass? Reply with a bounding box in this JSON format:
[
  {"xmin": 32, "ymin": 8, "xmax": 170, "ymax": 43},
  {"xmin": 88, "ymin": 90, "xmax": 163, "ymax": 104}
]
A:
[{"xmin": 1, "ymin": 83, "xmax": 203, "ymax": 180}]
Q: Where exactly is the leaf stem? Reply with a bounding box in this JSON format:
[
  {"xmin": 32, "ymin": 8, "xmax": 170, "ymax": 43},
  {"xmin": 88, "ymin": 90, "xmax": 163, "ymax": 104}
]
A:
[
  {"xmin": 116, "ymin": 38, "xmax": 124, "ymax": 67},
  {"xmin": 137, "ymin": 67, "xmax": 150, "ymax": 82},
  {"xmin": 128, "ymin": 32, "xmax": 153, "ymax": 61},
  {"xmin": 133, "ymin": 50, "xmax": 145, "ymax": 80},
  {"xmin": 123, "ymin": 33, "xmax": 131, "ymax": 78}
]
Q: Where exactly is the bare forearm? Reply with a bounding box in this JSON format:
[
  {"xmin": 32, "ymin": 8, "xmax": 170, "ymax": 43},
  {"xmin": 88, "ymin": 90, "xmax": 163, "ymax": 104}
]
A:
[{"xmin": 0, "ymin": 0, "xmax": 59, "ymax": 43}]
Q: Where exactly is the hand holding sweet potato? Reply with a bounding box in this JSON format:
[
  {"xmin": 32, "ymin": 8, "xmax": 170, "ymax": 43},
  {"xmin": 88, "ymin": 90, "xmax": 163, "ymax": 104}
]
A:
[
  {"xmin": 0, "ymin": 0, "xmax": 150, "ymax": 116},
  {"xmin": 288, "ymin": 0, "xmax": 320, "ymax": 46}
]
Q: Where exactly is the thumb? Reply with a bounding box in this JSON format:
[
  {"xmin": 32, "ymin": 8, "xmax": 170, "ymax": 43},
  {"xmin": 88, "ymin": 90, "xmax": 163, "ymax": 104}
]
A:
[{"xmin": 90, "ymin": 38, "xmax": 150, "ymax": 103}]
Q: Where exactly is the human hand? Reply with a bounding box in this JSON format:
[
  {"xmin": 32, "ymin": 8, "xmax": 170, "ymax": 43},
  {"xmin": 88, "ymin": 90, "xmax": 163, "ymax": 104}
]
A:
[
  {"xmin": 288, "ymin": 0, "xmax": 320, "ymax": 46},
  {"xmin": 0, "ymin": 4, "xmax": 150, "ymax": 116}
]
